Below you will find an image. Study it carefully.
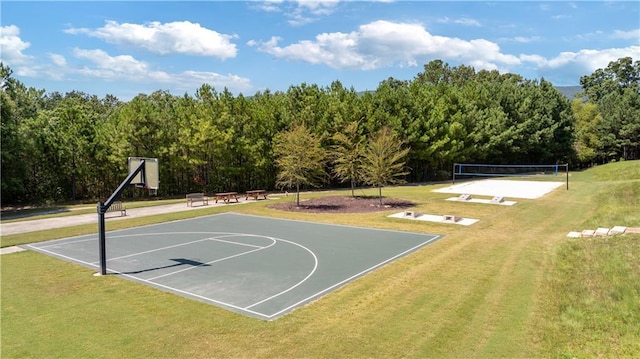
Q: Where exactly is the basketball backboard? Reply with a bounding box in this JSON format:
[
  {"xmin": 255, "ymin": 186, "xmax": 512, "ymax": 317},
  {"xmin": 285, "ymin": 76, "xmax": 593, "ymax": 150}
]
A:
[{"xmin": 127, "ymin": 157, "xmax": 159, "ymax": 190}]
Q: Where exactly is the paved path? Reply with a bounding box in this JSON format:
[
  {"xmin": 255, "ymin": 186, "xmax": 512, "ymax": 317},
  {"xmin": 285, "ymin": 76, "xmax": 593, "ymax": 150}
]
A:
[{"xmin": 0, "ymin": 200, "xmax": 252, "ymax": 236}]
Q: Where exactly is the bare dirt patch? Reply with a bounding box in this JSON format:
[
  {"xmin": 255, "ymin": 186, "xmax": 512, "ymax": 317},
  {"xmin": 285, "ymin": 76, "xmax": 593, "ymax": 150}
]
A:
[{"xmin": 268, "ymin": 195, "xmax": 414, "ymax": 213}]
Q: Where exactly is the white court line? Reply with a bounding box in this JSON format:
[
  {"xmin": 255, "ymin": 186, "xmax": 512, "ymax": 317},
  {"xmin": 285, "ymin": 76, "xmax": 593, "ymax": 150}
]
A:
[
  {"xmin": 226, "ymin": 212, "xmax": 440, "ymax": 236},
  {"xmin": 34, "ymin": 231, "xmax": 266, "ymax": 253},
  {"xmin": 26, "ymin": 235, "xmax": 277, "ymax": 320},
  {"xmin": 25, "ymin": 244, "xmax": 102, "ymax": 270},
  {"xmin": 244, "ymin": 238, "xmax": 318, "ymax": 310},
  {"xmin": 104, "ymin": 237, "xmax": 213, "ymax": 262},
  {"xmin": 205, "ymin": 234, "xmax": 268, "ymax": 249},
  {"xmin": 112, "ymin": 269, "xmax": 273, "ymax": 319},
  {"xmin": 146, "ymin": 236, "xmax": 277, "ymax": 281},
  {"xmin": 34, "ymin": 235, "xmax": 95, "ymax": 248},
  {"xmin": 27, "ymin": 219, "xmax": 442, "ymax": 320},
  {"xmin": 262, "ymin": 234, "xmax": 442, "ymax": 319}
]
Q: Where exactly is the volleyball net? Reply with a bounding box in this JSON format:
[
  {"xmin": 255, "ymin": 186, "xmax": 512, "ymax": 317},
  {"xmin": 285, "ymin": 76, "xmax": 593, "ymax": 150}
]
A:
[{"xmin": 452, "ymin": 163, "xmax": 569, "ymax": 189}]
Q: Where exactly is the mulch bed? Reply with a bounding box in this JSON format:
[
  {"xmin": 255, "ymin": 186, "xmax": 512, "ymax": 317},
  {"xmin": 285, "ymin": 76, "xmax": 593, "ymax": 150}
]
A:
[{"xmin": 268, "ymin": 195, "xmax": 414, "ymax": 213}]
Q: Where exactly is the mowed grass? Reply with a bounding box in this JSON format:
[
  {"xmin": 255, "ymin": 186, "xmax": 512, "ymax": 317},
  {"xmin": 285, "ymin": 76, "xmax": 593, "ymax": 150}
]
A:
[
  {"xmin": 0, "ymin": 198, "xmax": 186, "ymax": 224},
  {"xmin": 2, "ymin": 161, "xmax": 639, "ymax": 358}
]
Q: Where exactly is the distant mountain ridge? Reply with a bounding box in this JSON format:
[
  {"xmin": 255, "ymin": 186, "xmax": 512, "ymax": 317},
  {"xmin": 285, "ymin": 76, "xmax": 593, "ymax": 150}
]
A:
[{"xmin": 555, "ymin": 86, "xmax": 582, "ymax": 99}]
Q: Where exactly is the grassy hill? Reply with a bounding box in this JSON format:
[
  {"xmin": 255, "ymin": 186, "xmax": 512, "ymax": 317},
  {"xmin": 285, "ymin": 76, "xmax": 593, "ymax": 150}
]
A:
[{"xmin": 2, "ymin": 161, "xmax": 639, "ymax": 358}]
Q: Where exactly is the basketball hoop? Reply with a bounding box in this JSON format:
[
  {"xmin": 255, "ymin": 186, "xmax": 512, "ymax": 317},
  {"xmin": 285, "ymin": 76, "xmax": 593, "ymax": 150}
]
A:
[{"xmin": 140, "ymin": 185, "xmax": 158, "ymax": 196}]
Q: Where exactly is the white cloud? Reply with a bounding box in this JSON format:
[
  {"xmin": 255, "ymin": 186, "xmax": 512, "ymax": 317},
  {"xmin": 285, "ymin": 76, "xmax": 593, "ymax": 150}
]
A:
[
  {"xmin": 252, "ymin": 0, "xmax": 340, "ymax": 26},
  {"xmin": 295, "ymin": 0, "xmax": 340, "ymax": 15},
  {"xmin": 69, "ymin": 48, "xmax": 250, "ymax": 92},
  {"xmin": 437, "ymin": 17, "xmax": 481, "ymax": 26},
  {"xmin": 513, "ymin": 36, "xmax": 541, "ymax": 43},
  {"xmin": 0, "ymin": 24, "xmax": 249, "ymax": 95},
  {"xmin": 251, "ymin": 0, "xmax": 284, "ymax": 13},
  {"xmin": 181, "ymin": 71, "xmax": 251, "ymax": 92},
  {"xmin": 521, "ymin": 45, "xmax": 640, "ymax": 83},
  {"xmin": 73, "ymin": 48, "xmax": 162, "ymax": 80},
  {"xmin": 48, "ymin": 54, "xmax": 67, "ymax": 67},
  {"xmin": 612, "ymin": 29, "xmax": 640, "ymax": 40},
  {"xmin": 249, "ymin": 20, "xmax": 520, "ymax": 71},
  {"xmin": 454, "ymin": 18, "xmax": 481, "ymax": 27},
  {"xmin": 0, "ymin": 25, "xmax": 33, "ymax": 66},
  {"xmin": 65, "ymin": 21, "xmax": 238, "ymax": 59}
]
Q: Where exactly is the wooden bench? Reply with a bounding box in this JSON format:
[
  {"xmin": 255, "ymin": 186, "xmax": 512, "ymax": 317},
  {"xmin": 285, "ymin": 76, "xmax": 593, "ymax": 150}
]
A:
[
  {"xmin": 245, "ymin": 189, "xmax": 268, "ymax": 200},
  {"xmin": 186, "ymin": 193, "xmax": 208, "ymax": 207},
  {"xmin": 107, "ymin": 201, "xmax": 126, "ymax": 216},
  {"xmin": 215, "ymin": 192, "xmax": 239, "ymax": 204}
]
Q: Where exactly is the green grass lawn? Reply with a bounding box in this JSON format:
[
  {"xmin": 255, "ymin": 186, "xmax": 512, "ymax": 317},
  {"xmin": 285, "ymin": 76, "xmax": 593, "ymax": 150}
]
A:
[
  {"xmin": 2, "ymin": 161, "xmax": 639, "ymax": 358},
  {"xmin": 0, "ymin": 198, "xmax": 186, "ymax": 224}
]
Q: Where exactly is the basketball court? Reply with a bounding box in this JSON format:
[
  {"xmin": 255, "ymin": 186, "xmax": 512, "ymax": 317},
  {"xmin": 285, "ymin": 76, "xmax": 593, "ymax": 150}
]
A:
[{"xmin": 25, "ymin": 213, "xmax": 441, "ymax": 320}]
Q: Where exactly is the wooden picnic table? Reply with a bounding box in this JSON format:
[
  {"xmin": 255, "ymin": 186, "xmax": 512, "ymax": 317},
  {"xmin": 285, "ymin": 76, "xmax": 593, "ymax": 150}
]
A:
[
  {"xmin": 215, "ymin": 192, "xmax": 239, "ymax": 204},
  {"xmin": 245, "ymin": 189, "xmax": 268, "ymax": 200}
]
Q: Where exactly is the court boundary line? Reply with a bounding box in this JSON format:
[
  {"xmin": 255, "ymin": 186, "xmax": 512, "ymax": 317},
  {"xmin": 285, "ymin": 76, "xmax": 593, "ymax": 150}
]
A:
[
  {"xmin": 116, "ymin": 270, "xmax": 274, "ymax": 319},
  {"xmin": 263, "ymin": 233, "xmax": 442, "ymax": 319},
  {"xmin": 26, "ymin": 238, "xmax": 276, "ymax": 319},
  {"xmin": 27, "ymin": 230, "xmax": 321, "ymax": 319},
  {"xmin": 25, "ymin": 214, "xmax": 443, "ymax": 320},
  {"xmin": 103, "ymin": 234, "xmax": 319, "ymax": 319},
  {"xmin": 26, "ymin": 212, "xmax": 235, "ymax": 249},
  {"xmin": 32, "ymin": 231, "xmax": 274, "ymax": 250},
  {"xmin": 28, "ymin": 211, "xmax": 437, "ymax": 250},
  {"xmin": 224, "ymin": 212, "xmax": 441, "ymax": 236}
]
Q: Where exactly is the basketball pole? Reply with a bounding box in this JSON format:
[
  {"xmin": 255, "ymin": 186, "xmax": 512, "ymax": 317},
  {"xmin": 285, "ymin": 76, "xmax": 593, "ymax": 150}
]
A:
[
  {"xmin": 96, "ymin": 160, "xmax": 146, "ymax": 276},
  {"xmin": 452, "ymin": 163, "xmax": 457, "ymax": 184}
]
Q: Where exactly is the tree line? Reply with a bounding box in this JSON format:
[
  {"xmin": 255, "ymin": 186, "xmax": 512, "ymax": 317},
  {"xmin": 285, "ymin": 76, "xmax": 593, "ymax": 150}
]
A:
[{"xmin": 1, "ymin": 57, "xmax": 638, "ymax": 205}]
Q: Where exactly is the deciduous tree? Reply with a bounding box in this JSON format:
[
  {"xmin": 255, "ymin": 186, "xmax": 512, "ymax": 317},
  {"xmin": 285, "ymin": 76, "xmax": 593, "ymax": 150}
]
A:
[
  {"xmin": 331, "ymin": 121, "xmax": 366, "ymax": 197},
  {"xmin": 274, "ymin": 124, "xmax": 328, "ymax": 206},
  {"xmin": 361, "ymin": 127, "xmax": 410, "ymax": 205}
]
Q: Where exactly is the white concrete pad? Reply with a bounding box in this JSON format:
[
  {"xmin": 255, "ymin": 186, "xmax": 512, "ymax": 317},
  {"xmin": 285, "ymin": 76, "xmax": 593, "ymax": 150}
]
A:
[
  {"xmin": 388, "ymin": 212, "xmax": 479, "ymax": 226},
  {"xmin": 581, "ymin": 229, "xmax": 595, "ymax": 237},
  {"xmin": 491, "ymin": 196, "xmax": 505, "ymax": 203},
  {"xmin": 567, "ymin": 231, "xmax": 582, "ymax": 238},
  {"xmin": 594, "ymin": 228, "xmax": 610, "ymax": 236},
  {"xmin": 609, "ymin": 226, "xmax": 627, "ymax": 235},
  {"xmin": 0, "ymin": 246, "xmax": 27, "ymax": 255},
  {"xmin": 434, "ymin": 179, "xmax": 564, "ymax": 199},
  {"xmin": 445, "ymin": 197, "xmax": 517, "ymax": 206}
]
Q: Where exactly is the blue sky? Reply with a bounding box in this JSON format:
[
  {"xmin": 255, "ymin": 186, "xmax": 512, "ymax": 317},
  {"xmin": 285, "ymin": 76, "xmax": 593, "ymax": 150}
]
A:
[{"xmin": 2, "ymin": 1, "xmax": 639, "ymax": 100}]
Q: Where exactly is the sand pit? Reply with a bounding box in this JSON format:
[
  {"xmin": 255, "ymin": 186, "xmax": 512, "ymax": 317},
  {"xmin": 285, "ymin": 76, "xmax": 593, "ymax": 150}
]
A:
[{"xmin": 433, "ymin": 179, "xmax": 564, "ymax": 199}]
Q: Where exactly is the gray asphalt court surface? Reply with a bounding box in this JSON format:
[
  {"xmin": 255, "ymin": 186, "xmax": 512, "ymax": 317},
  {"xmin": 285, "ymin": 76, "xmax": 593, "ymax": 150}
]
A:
[{"xmin": 25, "ymin": 212, "xmax": 442, "ymax": 320}]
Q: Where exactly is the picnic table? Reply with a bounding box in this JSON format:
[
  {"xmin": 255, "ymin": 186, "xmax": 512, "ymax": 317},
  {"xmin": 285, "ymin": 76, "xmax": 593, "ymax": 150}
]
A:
[
  {"xmin": 245, "ymin": 190, "xmax": 268, "ymax": 200},
  {"xmin": 215, "ymin": 192, "xmax": 239, "ymax": 204}
]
